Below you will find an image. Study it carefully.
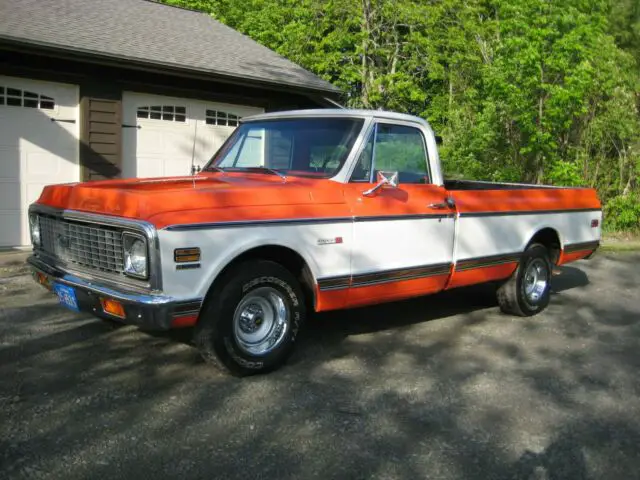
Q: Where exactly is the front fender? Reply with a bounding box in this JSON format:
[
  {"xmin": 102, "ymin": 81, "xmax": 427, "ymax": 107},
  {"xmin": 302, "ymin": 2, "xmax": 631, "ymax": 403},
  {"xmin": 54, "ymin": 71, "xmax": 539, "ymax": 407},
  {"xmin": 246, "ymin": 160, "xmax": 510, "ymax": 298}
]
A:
[{"xmin": 157, "ymin": 223, "xmax": 352, "ymax": 301}]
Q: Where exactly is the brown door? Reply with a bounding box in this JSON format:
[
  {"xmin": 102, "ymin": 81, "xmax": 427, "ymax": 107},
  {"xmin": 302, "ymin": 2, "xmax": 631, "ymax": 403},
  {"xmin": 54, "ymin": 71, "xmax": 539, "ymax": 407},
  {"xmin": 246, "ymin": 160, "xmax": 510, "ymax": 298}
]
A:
[{"xmin": 80, "ymin": 96, "xmax": 122, "ymax": 181}]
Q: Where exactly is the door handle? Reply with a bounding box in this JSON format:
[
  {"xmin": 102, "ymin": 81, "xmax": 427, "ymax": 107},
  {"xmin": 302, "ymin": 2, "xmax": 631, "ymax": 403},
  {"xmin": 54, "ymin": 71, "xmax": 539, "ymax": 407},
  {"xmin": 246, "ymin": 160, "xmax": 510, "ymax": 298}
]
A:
[
  {"xmin": 428, "ymin": 197, "xmax": 455, "ymax": 209},
  {"xmin": 428, "ymin": 203, "xmax": 447, "ymax": 209}
]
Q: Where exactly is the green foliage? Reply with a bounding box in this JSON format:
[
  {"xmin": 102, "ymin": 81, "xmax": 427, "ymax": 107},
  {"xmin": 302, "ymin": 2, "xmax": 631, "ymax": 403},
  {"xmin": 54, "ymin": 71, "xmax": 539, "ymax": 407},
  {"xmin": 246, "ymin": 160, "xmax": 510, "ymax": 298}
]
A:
[
  {"xmin": 547, "ymin": 161, "xmax": 585, "ymax": 187},
  {"xmin": 162, "ymin": 0, "xmax": 640, "ymax": 231},
  {"xmin": 604, "ymin": 195, "xmax": 640, "ymax": 232}
]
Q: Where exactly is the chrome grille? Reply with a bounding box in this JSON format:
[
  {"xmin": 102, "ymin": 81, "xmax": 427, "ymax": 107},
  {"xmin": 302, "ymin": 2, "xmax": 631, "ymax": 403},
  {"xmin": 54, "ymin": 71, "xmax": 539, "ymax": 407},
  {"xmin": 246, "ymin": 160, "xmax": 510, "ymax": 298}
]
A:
[{"xmin": 38, "ymin": 215, "xmax": 124, "ymax": 274}]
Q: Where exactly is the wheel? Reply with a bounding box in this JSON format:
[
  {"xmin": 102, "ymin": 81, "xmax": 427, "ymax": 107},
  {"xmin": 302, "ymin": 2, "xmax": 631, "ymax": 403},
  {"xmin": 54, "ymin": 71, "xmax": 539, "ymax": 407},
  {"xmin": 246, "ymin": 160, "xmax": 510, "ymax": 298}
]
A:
[
  {"xmin": 497, "ymin": 243, "xmax": 552, "ymax": 317},
  {"xmin": 194, "ymin": 260, "xmax": 306, "ymax": 376}
]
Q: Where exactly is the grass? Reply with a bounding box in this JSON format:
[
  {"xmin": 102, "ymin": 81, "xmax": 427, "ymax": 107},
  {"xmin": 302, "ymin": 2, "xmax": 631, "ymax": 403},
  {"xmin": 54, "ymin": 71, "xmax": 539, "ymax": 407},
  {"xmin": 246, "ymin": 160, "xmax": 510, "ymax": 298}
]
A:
[{"xmin": 601, "ymin": 231, "xmax": 640, "ymax": 252}]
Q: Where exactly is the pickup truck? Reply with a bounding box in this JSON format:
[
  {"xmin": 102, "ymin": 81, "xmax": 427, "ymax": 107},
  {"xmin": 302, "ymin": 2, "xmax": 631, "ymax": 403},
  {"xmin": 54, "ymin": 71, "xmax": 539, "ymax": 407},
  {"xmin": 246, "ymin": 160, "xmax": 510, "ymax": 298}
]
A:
[{"xmin": 28, "ymin": 109, "xmax": 602, "ymax": 376}]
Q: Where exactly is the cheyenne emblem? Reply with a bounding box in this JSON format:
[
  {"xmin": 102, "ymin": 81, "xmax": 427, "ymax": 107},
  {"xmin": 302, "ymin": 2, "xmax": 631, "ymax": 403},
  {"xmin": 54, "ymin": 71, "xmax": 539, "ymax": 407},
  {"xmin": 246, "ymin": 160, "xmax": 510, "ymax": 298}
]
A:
[{"xmin": 317, "ymin": 237, "xmax": 343, "ymax": 245}]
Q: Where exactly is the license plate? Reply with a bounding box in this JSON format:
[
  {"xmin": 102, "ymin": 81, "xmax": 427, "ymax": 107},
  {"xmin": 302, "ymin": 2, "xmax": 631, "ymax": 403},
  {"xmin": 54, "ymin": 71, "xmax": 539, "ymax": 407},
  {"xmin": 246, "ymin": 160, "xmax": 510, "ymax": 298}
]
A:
[{"xmin": 53, "ymin": 283, "xmax": 79, "ymax": 312}]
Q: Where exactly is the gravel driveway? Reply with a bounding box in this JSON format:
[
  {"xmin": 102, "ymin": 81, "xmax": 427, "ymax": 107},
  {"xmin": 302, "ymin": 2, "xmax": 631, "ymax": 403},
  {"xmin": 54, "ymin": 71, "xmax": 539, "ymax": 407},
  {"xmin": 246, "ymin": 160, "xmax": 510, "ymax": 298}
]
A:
[{"xmin": 1, "ymin": 252, "xmax": 639, "ymax": 480}]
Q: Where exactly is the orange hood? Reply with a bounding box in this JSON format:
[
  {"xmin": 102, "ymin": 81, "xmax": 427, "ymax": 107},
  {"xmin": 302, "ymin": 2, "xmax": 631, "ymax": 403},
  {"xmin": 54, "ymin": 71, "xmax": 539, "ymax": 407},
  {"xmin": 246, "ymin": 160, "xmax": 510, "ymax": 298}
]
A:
[{"xmin": 35, "ymin": 173, "xmax": 350, "ymax": 229}]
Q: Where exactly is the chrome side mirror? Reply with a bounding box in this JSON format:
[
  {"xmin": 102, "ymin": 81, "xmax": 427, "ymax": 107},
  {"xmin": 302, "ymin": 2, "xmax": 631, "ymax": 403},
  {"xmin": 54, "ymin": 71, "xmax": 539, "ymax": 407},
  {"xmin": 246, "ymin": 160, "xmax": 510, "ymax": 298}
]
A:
[{"xmin": 363, "ymin": 171, "xmax": 399, "ymax": 197}]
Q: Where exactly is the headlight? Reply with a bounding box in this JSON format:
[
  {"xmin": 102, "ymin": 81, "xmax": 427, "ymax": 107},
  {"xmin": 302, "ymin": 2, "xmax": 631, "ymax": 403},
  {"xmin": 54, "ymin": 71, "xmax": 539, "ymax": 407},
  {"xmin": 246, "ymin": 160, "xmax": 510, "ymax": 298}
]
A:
[
  {"xmin": 29, "ymin": 214, "xmax": 41, "ymax": 246},
  {"xmin": 123, "ymin": 233, "xmax": 148, "ymax": 279}
]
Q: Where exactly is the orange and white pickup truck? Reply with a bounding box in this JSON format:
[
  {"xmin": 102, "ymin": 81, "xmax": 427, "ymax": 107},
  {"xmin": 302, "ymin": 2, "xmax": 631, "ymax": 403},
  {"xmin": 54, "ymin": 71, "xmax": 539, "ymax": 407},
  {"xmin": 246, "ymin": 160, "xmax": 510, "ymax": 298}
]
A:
[{"xmin": 28, "ymin": 109, "xmax": 602, "ymax": 375}]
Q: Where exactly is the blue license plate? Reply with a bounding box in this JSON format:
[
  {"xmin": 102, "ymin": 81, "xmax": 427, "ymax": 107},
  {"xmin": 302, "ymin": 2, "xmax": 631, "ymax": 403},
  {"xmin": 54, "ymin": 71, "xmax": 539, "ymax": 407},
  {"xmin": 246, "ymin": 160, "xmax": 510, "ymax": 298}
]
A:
[{"xmin": 53, "ymin": 283, "xmax": 79, "ymax": 312}]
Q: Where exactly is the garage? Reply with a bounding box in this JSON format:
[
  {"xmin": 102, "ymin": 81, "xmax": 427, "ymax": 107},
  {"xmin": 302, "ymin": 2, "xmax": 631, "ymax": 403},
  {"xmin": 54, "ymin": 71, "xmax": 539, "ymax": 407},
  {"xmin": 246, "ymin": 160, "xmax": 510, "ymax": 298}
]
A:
[
  {"xmin": 121, "ymin": 92, "xmax": 263, "ymax": 178},
  {"xmin": 0, "ymin": 75, "xmax": 79, "ymax": 247},
  {"xmin": 0, "ymin": 0, "xmax": 340, "ymax": 247}
]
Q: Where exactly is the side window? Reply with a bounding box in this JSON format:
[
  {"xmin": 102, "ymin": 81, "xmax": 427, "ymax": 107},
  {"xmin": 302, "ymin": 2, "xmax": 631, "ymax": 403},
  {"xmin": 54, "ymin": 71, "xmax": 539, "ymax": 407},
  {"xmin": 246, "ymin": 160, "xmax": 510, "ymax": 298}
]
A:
[
  {"xmin": 374, "ymin": 124, "xmax": 429, "ymax": 184},
  {"xmin": 350, "ymin": 129, "xmax": 374, "ymax": 182}
]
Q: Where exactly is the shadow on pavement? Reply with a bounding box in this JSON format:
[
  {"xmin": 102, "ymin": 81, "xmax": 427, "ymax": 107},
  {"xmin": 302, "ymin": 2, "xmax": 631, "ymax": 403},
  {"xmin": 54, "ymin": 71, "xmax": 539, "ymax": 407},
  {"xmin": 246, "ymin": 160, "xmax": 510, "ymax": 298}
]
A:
[{"xmin": 1, "ymin": 258, "xmax": 639, "ymax": 480}]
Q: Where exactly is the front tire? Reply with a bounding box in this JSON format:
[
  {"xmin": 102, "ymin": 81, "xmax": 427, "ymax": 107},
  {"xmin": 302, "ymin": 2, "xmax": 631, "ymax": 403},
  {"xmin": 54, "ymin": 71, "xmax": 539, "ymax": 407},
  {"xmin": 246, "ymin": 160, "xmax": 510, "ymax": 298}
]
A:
[
  {"xmin": 497, "ymin": 243, "xmax": 552, "ymax": 316},
  {"xmin": 194, "ymin": 260, "xmax": 306, "ymax": 376}
]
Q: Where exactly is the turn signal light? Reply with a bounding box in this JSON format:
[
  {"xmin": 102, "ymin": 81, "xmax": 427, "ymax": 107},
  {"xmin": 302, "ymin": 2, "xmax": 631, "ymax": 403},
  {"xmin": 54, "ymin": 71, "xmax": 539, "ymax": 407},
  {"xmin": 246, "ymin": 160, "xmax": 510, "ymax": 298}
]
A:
[
  {"xmin": 591, "ymin": 219, "xmax": 599, "ymax": 228},
  {"xmin": 101, "ymin": 298, "xmax": 125, "ymax": 319},
  {"xmin": 175, "ymin": 247, "xmax": 201, "ymax": 263}
]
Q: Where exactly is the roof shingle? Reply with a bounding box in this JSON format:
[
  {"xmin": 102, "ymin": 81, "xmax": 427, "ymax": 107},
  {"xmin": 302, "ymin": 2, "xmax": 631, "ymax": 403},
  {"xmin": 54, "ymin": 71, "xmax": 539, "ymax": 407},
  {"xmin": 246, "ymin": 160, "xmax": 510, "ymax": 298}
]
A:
[{"xmin": 0, "ymin": 0, "xmax": 339, "ymax": 94}]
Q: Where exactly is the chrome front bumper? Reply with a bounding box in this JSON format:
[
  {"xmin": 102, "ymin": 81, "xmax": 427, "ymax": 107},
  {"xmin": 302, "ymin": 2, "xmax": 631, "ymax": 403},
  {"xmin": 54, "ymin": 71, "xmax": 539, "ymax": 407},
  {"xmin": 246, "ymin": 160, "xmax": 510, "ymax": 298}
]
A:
[{"xmin": 28, "ymin": 255, "xmax": 202, "ymax": 330}]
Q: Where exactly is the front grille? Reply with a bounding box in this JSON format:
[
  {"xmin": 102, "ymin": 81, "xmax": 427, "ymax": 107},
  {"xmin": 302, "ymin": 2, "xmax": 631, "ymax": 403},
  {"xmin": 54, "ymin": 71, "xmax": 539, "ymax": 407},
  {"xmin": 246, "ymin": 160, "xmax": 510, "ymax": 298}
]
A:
[{"xmin": 38, "ymin": 215, "xmax": 125, "ymax": 275}]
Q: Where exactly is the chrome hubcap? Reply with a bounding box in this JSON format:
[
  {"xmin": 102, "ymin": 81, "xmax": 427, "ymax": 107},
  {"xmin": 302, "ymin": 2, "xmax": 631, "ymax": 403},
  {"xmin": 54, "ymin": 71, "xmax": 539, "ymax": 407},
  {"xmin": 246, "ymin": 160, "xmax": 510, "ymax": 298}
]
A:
[
  {"xmin": 523, "ymin": 258, "xmax": 548, "ymax": 304},
  {"xmin": 233, "ymin": 287, "xmax": 289, "ymax": 355}
]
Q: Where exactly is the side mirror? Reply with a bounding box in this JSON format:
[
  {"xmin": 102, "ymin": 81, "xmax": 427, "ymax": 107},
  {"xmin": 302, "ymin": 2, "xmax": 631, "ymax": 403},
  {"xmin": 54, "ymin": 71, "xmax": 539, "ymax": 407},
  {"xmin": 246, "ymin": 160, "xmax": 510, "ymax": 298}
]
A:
[
  {"xmin": 435, "ymin": 135, "xmax": 443, "ymax": 145},
  {"xmin": 363, "ymin": 171, "xmax": 399, "ymax": 197}
]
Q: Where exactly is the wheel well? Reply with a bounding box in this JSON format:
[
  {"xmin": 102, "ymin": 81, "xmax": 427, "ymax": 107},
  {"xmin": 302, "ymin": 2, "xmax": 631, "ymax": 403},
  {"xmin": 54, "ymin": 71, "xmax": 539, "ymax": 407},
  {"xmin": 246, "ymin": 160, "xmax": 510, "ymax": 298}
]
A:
[
  {"xmin": 527, "ymin": 228, "xmax": 561, "ymax": 264},
  {"xmin": 204, "ymin": 245, "xmax": 316, "ymax": 312}
]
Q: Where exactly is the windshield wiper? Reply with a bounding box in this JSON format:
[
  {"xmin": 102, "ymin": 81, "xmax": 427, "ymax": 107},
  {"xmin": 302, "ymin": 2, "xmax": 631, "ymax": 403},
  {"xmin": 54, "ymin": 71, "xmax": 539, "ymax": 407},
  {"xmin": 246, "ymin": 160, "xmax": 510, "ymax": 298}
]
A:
[
  {"xmin": 231, "ymin": 166, "xmax": 287, "ymax": 181},
  {"xmin": 202, "ymin": 165, "xmax": 225, "ymax": 173}
]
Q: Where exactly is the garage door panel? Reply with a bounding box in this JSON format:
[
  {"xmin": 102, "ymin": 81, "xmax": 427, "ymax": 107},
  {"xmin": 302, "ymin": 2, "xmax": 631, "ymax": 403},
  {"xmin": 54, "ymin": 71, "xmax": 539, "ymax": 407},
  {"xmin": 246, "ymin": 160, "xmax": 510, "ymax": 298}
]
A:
[
  {"xmin": 160, "ymin": 132, "xmax": 194, "ymax": 157},
  {"xmin": 137, "ymin": 130, "xmax": 166, "ymax": 155},
  {"xmin": 26, "ymin": 183, "xmax": 56, "ymax": 204},
  {"xmin": 0, "ymin": 75, "xmax": 79, "ymax": 246},
  {"xmin": 163, "ymin": 158, "xmax": 194, "ymax": 177},
  {"xmin": 123, "ymin": 92, "xmax": 263, "ymax": 179},
  {"xmin": 0, "ymin": 147, "xmax": 20, "ymax": 179},
  {"xmin": 136, "ymin": 156, "xmax": 165, "ymax": 178},
  {"xmin": 0, "ymin": 213, "xmax": 22, "ymax": 246},
  {"xmin": 0, "ymin": 182, "xmax": 21, "ymax": 210},
  {"xmin": 26, "ymin": 151, "xmax": 63, "ymax": 176}
]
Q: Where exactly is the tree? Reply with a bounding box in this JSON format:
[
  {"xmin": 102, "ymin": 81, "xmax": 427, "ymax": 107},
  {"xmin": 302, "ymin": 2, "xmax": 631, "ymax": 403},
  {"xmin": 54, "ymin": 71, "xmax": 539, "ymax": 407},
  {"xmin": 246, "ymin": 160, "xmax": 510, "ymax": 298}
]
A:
[{"xmin": 164, "ymin": 0, "xmax": 640, "ymax": 230}]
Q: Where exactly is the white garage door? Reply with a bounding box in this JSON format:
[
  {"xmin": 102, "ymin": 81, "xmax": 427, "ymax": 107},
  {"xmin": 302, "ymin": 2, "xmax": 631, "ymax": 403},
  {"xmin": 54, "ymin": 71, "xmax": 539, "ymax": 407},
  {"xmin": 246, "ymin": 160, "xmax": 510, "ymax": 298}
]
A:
[
  {"xmin": 122, "ymin": 92, "xmax": 263, "ymax": 178},
  {"xmin": 0, "ymin": 76, "xmax": 79, "ymax": 247}
]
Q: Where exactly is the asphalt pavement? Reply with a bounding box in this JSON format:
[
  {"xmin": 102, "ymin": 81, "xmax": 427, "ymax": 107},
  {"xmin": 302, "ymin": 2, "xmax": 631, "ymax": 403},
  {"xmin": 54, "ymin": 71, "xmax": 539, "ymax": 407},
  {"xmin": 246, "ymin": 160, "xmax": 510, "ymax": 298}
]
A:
[{"xmin": 1, "ymin": 252, "xmax": 639, "ymax": 480}]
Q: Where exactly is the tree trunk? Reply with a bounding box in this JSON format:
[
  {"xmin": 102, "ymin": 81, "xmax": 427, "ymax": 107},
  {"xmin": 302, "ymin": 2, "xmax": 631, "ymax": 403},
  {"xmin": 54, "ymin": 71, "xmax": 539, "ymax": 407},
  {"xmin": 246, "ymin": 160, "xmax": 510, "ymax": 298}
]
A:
[{"xmin": 360, "ymin": 0, "xmax": 372, "ymax": 108}]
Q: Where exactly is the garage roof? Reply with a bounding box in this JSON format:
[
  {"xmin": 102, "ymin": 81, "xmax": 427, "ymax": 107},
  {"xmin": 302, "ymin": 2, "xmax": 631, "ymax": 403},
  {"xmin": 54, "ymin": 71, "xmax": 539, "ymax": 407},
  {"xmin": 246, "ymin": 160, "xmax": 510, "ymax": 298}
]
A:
[{"xmin": 0, "ymin": 0, "xmax": 340, "ymax": 95}]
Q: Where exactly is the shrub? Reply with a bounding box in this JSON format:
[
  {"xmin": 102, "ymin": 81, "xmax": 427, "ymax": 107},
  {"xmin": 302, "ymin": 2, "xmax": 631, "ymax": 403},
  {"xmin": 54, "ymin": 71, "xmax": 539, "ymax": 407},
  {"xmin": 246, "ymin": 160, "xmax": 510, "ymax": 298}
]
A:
[{"xmin": 604, "ymin": 194, "xmax": 640, "ymax": 232}]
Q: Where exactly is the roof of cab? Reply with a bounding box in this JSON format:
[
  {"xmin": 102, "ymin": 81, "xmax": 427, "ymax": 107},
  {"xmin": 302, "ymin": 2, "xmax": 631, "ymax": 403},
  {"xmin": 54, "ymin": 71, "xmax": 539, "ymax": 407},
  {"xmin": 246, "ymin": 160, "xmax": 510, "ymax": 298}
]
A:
[{"xmin": 242, "ymin": 109, "xmax": 431, "ymax": 128}]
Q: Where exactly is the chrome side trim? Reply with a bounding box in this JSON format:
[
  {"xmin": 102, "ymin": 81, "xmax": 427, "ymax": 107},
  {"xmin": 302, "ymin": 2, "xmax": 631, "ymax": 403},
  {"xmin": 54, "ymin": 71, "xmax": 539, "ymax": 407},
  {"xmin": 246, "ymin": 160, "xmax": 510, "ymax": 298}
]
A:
[
  {"xmin": 28, "ymin": 204, "xmax": 163, "ymax": 291},
  {"xmin": 317, "ymin": 262, "xmax": 452, "ymax": 291},
  {"xmin": 458, "ymin": 208, "xmax": 601, "ymax": 218},
  {"xmin": 164, "ymin": 217, "xmax": 353, "ymax": 232},
  {"xmin": 164, "ymin": 213, "xmax": 454, "ymax": 231},
  {"xmin": 455, "ymin": 252, "xmax": 521, "ymax": 272},
  {"xmin": 564, "ymin": 240, "xmax": 600, "ymax": 254},
  {"xmin": 354, "ymin": 213, "xmax": 454, "ymax": 222}
]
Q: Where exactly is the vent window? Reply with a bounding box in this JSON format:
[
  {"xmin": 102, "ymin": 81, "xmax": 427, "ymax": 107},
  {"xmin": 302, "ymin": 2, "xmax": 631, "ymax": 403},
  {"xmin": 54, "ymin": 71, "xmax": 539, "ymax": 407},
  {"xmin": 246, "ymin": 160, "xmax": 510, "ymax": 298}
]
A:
[
  {"xmin": 0, "ymin": 86, "xmax": 55, "ymax": 110},
  {"xmin": 206, "ymin": 109, "xmax": 240, "ymax": 127},
  {"xmin": 137, "ymin": 105, "xmax": 186, "ymax": 122}
]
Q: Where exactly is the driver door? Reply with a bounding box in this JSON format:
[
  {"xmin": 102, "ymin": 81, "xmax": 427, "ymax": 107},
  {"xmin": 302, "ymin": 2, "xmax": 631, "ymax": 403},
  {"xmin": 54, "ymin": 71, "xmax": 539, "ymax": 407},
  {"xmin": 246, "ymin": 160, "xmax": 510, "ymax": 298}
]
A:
[{"xmin": 343, "ymin": 121, "xmax": 455, "ymax": 307}]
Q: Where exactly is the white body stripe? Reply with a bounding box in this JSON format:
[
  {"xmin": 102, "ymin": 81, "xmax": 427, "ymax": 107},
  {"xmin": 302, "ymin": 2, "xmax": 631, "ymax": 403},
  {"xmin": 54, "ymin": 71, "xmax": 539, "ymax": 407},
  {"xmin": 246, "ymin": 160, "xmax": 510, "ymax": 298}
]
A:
[
  {"xmin": 158, "ymin": 222, "xmax": 353, "ymax": 300},
  {"xmin": 351, "ymin": 218, "xmax": 455, "ymax": 275},
  {"xmin": 157, "ymin": 209, "xmax": 601, "ymax": 301},
  {"xmin": 455, "ymin": 211, "xmax": 602, "ymax": 262}
]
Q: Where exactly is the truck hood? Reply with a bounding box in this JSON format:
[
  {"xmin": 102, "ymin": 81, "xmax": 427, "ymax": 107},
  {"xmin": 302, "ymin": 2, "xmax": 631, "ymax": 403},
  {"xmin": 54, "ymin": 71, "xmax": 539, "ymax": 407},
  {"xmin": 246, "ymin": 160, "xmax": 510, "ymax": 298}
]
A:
[{"xmin": 35, "ymin": 173, "xmax": 348, "ymax": 228}]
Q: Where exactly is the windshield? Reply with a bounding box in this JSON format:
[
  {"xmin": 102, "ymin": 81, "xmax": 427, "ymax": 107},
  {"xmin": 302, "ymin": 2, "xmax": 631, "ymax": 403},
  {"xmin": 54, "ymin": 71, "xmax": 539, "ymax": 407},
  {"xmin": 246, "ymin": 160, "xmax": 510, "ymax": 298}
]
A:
[{"xmin": 204, "ymin": 117, "xmax": 365, "ymax": 178}]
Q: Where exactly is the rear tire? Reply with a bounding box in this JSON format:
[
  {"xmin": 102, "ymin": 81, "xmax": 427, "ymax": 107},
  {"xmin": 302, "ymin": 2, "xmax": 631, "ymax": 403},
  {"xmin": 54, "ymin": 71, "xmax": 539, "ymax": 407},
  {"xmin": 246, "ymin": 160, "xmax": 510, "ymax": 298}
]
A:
[
  {"xmin": 194, "ymin": 260, "xmax": 306, "ymax": 376},
  {"xmin": 497, "ymin": 243, "xmax": 552, "ymax": 317}
]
